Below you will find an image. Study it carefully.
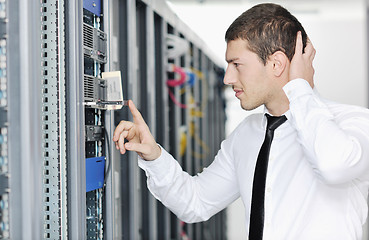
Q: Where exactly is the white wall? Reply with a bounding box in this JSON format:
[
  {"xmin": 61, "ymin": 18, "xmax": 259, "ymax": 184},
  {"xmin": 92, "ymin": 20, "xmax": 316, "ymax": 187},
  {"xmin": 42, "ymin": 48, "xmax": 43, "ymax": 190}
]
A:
[
  {"xmin": 168, "ymin": 1, "xmax": 368, "ymax": 239},
  {"xmin": 295, "ymin": 1, "xmax": 368, "ymax": 107}
]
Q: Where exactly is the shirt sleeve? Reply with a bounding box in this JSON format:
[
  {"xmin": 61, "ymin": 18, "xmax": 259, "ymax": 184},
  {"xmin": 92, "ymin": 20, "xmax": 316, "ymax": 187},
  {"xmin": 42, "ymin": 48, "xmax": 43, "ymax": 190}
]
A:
[
  {"xmin": 138, "ymin": 141, "xmax": 240, "ymax": 223},
  {"xmin": 283, "ymin": 79, "xmax": 369, "ymax": 184}
]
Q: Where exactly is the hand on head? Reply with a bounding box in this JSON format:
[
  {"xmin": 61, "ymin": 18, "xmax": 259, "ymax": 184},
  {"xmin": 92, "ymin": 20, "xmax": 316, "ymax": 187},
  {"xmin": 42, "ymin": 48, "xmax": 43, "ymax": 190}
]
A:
[
  {"xmin": 113, "ymin": 100, "xmax": 161, "ymax": 161},
  {"xmin": 289, "ymin": 31, "xmax": 316, "ymax": 88}
]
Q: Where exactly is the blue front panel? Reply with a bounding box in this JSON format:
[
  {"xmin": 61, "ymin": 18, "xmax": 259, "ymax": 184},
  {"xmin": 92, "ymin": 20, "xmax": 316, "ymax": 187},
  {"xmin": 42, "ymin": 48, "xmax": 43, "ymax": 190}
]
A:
[
  {"xmin": 83, "ymin": 0, "xmax": 102, "ymax": 16},
  {"xmin": 86, "ymin": 156, "xmax": 105, "ymax": 192}
]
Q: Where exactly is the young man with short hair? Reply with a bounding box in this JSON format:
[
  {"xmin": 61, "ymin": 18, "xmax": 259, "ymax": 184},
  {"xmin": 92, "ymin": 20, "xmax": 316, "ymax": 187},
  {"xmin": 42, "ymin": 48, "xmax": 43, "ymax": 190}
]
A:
[{"xmin": 113, "ymin": 3, "xmax": 369, "ymax": 239}]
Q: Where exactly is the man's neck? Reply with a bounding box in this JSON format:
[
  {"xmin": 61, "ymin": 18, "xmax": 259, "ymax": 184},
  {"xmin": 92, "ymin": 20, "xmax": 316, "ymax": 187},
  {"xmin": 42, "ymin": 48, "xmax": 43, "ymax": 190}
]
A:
[{"xmin": 265, "ymin": 93, "xmax": 290, "ymax": 116}]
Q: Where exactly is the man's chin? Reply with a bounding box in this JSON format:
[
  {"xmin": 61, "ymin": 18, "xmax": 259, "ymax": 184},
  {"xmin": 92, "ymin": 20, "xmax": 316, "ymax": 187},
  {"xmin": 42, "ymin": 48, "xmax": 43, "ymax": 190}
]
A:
[{"xmin": 240, "ymin": 103, "xmax": 260, "ymax": 111}]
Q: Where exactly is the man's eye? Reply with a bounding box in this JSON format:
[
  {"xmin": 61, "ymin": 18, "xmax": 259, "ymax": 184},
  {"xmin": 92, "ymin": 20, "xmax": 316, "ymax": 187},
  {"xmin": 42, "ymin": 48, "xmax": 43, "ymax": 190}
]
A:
[{"xmin": 234, "ymin": 63, "xmax": 239, "ymax": 67}]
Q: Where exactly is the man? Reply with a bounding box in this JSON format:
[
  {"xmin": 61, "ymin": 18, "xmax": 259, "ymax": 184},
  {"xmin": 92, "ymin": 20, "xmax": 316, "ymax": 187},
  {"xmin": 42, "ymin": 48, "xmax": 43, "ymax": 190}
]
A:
[{"xmin": 113, "ymin": 3, "xmax": 369, "ymax": 240}]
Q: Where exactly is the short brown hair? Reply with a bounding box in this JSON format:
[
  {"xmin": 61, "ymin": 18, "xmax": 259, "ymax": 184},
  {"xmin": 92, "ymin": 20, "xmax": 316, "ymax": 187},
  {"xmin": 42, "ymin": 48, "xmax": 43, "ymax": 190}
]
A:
[{"xmin": 225, "ymin": 3, "xmax": 307, "ymax": 65}]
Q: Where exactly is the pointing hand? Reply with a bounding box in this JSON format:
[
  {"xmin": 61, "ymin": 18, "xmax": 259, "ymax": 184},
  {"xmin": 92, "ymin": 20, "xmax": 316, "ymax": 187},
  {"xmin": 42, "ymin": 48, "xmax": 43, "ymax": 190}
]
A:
[{"xmin": 113, "ymin": 100, "xmax": 161, "ymax": 161}]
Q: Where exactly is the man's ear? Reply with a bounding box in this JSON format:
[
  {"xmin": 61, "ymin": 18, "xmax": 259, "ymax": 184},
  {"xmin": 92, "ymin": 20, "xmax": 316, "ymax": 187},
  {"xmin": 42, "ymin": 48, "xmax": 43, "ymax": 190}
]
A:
[{"xmin": 269, "ymin": 51, "xmax": 288, "ymax": 77}]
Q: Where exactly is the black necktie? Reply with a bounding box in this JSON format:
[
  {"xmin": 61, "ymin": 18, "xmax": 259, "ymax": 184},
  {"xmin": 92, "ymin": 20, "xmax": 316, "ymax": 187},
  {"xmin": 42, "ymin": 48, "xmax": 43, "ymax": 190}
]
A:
[{"xmin": 248, "ymin": 114, "xmax": 287, "ymax": 240}]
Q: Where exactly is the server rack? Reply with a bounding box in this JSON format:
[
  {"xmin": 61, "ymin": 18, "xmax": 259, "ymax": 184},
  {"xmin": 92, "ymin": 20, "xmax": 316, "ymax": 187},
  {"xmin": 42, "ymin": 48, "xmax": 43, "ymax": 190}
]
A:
[{"xmin": 1, "ymin": 0, "xmax": 227, "ymax": 239}]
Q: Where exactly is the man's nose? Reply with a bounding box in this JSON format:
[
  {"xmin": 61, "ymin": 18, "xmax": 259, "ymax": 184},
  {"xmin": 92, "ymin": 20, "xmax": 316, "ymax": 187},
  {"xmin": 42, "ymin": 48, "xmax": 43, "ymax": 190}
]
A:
[{"xmin": 223, "ymin": 67, "xmax": 235, "ymax": 85}]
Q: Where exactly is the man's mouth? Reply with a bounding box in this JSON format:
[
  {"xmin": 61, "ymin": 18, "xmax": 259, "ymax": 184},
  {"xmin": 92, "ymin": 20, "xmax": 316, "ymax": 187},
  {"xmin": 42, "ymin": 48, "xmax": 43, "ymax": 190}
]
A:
[{"xmin": 234, "ymin": 89, "xmax": 243, "ymax": 98}]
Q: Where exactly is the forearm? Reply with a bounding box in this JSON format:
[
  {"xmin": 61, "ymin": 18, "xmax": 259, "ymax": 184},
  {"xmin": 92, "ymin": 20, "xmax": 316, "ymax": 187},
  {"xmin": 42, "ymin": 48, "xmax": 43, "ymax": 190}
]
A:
[
  {"xmin": 138, "ymin": 146, "xmax": 239, "ymax": 223},
  {"xmin": 139, "ymin": 153, "xmax": 207, "ymax": 222}
]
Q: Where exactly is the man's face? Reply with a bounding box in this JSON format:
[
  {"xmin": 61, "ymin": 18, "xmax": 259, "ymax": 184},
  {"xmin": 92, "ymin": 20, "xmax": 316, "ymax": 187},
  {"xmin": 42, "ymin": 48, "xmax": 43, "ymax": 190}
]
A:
[{"xmin": 224, "ymin": 39, "xmax": 272, "ymax": 111}]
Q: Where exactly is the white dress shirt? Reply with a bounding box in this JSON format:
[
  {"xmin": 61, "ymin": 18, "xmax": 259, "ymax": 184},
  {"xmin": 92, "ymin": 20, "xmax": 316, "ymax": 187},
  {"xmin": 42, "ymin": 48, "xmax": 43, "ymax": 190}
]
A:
[{"xmin": 138, "ymin": 79, "xmax": 369, "ymax": 240}]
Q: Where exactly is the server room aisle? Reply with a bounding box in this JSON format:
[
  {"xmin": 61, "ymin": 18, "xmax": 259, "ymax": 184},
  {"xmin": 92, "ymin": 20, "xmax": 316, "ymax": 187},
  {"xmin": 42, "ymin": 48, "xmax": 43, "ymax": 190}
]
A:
[{"xmin": 0, "ymin": 0, "xmax": 226, "ymax": 239}]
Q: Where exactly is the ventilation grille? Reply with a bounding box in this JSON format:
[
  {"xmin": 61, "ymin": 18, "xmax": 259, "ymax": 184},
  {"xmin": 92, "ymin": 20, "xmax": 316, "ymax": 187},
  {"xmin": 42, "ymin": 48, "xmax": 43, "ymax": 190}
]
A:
[
  {"xmin": 83, "ymin": 24, "xmax": 94, "ymax": 49},
  {"xmin": 84, "ymin": 75, "xmax": 95, "ymax": 100}
]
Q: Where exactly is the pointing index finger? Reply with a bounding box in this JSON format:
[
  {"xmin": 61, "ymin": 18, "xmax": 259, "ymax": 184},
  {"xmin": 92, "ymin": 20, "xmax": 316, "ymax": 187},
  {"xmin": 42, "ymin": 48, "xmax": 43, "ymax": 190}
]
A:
[{"xmin": 128, "ymin": 100, "xmax": 146, "ymax": 125}]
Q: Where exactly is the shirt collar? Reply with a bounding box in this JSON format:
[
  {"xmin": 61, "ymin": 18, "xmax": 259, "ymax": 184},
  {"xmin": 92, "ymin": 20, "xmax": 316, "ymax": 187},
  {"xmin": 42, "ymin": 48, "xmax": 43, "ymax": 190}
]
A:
[{"xmin": 261, "ymin": 106, "xmax": 291, "ymax": 129}]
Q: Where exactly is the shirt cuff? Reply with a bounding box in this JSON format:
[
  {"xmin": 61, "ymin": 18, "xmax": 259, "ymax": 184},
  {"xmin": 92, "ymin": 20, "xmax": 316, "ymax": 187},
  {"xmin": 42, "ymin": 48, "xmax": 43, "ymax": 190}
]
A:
[
  {"xmin": 283, "ymin": 78, "xmax": 313, "ymax": 102},
  {"xmin": 138, "ymin": 145, "xmax": 174, "ymax": 181}
]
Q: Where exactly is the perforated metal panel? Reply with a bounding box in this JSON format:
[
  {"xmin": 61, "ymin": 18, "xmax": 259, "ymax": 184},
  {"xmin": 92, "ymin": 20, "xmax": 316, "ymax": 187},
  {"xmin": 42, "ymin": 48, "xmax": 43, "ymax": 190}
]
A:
[{"xmin": 41, "ymin": 0, "xmax": 67, "ymax": 239}]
